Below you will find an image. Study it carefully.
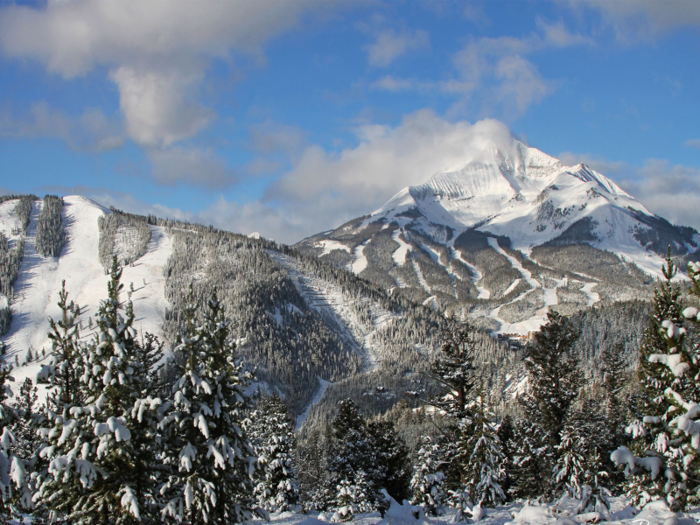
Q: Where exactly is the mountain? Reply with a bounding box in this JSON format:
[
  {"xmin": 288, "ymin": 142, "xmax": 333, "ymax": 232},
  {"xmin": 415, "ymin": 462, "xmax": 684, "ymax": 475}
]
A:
[
  {"xmin": 296, "ymin": 141, "xmax": 699, "ymax": 334},
  {"xmin": 0, "ymin": 195, "xmax": 519, "ymax": 429}
]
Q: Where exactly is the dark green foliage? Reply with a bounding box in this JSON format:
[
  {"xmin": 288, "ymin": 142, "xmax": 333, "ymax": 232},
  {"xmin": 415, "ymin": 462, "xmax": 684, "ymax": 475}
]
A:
[
  {"xmin": 41, "ymin": 280, "xmax": 84, "ymax": 410},
  {"xmin": 506, "ymin": 419, "xmax": 554, "ymax": 500},
  {"xmin": 520, "ymin": 312, "xmax": 582, "ymax": 444},
  {"xmin": 325, "ymin": 399, "xmax": 411, "ymax": 512},
  {"xmin": 98, "ymin": 209, "xmax": 152, "ymax": 268},
  {"xmin": 160, "ymin": 286, "xmax": 258, "ymax": 524},
  {"xmin": 615, "ymin": 253, "xmax": 700, "ymax": 511},
  {"xmin": 12, "ymin": 195, "xmax": 36, "ymax": 234},
  {"xmin": 0, "ymin": 230, "xmax": 25, "ymax": 310},
  {"xmin": 35, "ymin": 195, "xmax": 66, "ymax": 257}
]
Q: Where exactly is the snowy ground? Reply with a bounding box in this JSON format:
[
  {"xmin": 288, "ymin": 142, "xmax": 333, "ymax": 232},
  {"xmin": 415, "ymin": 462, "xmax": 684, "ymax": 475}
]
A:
[
  {"xmin": 1, "ymin": 196, "xmax": 171, "ymax": 398},
  {"xmin": 251, "ymin": 496, "xmax": 699, "ymax": 525}
]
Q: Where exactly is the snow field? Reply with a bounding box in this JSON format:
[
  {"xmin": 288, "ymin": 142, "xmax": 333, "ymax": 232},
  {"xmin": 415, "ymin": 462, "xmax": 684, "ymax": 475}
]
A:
[
  {"xmin": 351, "ymin": 242, "xmax": 369, "ymax": 275},
  {"xmin": 391, "ymin": 229, "xmax": 412, "ymax": 266},
  {"xmin": 317, "ymin": 239, "xmax": 351, "ymax": 256},
  {"xmin": 2, "ymin": 196, "xmax": 172, "ymax": 398},
  {"xmin": 251, "ymin": 495, "xmax": 700, "ymax": 525},
  {"xmin": 295, "ymin": 377, "xmax": 331, "ymax": 430}
]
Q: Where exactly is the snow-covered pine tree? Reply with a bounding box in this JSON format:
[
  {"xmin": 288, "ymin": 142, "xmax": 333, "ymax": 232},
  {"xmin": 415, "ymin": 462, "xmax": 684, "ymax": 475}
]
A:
[
  {"xmin": 248, "ymin": 393, "xmax": 299, "ymax": 512},
  {"xmin": 160, "ymin": 286, "xmax": 257, "ymax": 524},
  {"xmin": 612, "ymin": 254, "xmax": 700, "ymax": 511},
  {"xmin": 552, "ymin": 400, "xmax": 612, "ymax": 514},
  {"xmin": 452, "ymin": 389, "xmax": 506, "ymax": 515},
  {"xmin": 427, "ymin": 317, "xmax": 478, "ymax": 496},
  {"xmin": 507, "ymin": 418, "xmax": 553, "ymax": 500},
  {"xmin": 409, "ymin": 436, "xmax": 446, "ymax": 516},
  {"xmin": 36, "ymin": 256, "xmax": 160, "ymax": 524},
  {"xmin": 327, "ymin": 399, "xmax": 381, "ymax": 513},
  {"xmin": 367, "ymin": 419, "xmax": 411, "ymax": 503},
  {"xmin": 497, "ymin": 415, "xmax": 515, "ymax": 498},
  {"xmin": 0, "ymin": 363, "xmax": 32, "ymax": 519},
  {"xmin": 520, "ymin": 312, "xmax": 582, "ymax": 447},
  {"xmin": 8, "ymin": 377, "xmax": 41, "ymax": 515},
  {"xmin": 39, "ymin": 280, "xmax": 84, "ymax": 412}
]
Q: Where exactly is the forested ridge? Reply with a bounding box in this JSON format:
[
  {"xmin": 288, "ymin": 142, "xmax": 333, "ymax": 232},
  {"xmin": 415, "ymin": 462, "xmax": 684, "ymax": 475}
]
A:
[{"xmin": 2, "ymin": 194, "xmax": 700, "ymax": 522}]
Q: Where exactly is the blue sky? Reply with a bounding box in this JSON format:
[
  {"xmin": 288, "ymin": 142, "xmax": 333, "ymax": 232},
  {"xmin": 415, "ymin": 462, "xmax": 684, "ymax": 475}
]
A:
[{"xmin": 0, "ymin": 0, "xmax": 698, "ymax": 243}]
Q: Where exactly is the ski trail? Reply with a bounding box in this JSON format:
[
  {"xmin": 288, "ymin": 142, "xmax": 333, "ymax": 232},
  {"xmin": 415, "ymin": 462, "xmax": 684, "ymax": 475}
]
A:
[
  {"xmin": 485, "ymin": 237, "xmax": 563, "ymax": 335},
  {"xmin": 295, "ymin": 377, "xmax": 331, "ymax": 430},
  {"xmin": 579, "ymin": 281, "xmax": 600, "ymax": 306},
  {"xmin": 350, "ymin": 242, "xmax": 368, "ymax": 275},
  {"xmin": 391, "ymin": 229, "xmax": 411, "ymax": 266},
  {"xmin": 269, "ymin": 251, "xmax": 389, "ymax": 372},
  {"xmin": 487, "ymin": 237, "xmax": 539, "ymax": 289},
  {"xmin": 447, "ymin": 235, "xmax": 490, "ymax": 300},
  {"xmin": 412, "ymin": 257, "xmax": 431, "ymax": 293}
]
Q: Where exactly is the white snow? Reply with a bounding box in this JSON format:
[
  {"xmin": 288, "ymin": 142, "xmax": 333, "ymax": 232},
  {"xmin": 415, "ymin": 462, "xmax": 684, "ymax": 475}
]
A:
[
  {"xmin": 1, "ymin": 196, "xmax": 172, "ymax": 400},
  {"xmin": 350, "ymin": 242, "xmax": 369, "ymax": 275},
  {"xmin": 295, "ymin": 377, "xmax": 331, "ymax": 430},
  {"xmin": 579, "ymin": 282, "xmax": 600, "ymax": 307},
  {"xmin": 317, "ymin": 239, "xmax": 351, "ymax": 256},
  {"xmin": 368, "ymin": 141, "xmax": 678, "ymax": 281},
  {"xmin": 391, "ymin": 229, "xmax": 412, "ymax": 266},
  {"xmin": 412, "ymin": 258, "xmax": 431, "ymax": 294}
]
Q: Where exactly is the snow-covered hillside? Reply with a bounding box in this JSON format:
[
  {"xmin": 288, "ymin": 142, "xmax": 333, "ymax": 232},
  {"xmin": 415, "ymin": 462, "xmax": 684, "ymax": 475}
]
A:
[
  {"xmin": 0, "ymin": 196, "xmax": 172, "ymax": 394},
  {"xmin": 297, "ymin": 140, "xmax": 698, "ymax": 334}
]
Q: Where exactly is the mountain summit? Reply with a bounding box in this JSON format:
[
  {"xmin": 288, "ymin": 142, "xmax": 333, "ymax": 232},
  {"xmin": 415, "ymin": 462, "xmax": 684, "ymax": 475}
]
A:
[{"xmin": 297, "ymin": 141, "xmax": 699, "ymax": 333}]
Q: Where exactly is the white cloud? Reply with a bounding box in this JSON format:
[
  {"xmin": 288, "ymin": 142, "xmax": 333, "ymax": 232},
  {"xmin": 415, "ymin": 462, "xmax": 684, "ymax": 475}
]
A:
[
  {"xmin": 110, "ymin": 66, "xmax": 213, "ymax": 148},
  {"xmin": 685, "ymin": 139, "xmax": 700, "ymax": 150},
  {"xmin": 364, "ymin": 28, "xmax": 430, "ymax": 67},
  {"xmin": 0, "ymin": 101, "xmax": 124, "ymax": 152},
  {"xmin": 259, "ymin": 110, "xmax": 519, "ymax": 242},
  {"xmin": 148, "ymin": 146, "xmax": 237, "ymax": 189},
  {"xmin": 371, "ymin": 21, "xmax": 591, "ymax": 118},
  {"xmin": 0, "ymin": 0, "xmax": 336, "ymax": 147},
  {"xmin": 567, "ymin": 0, "xmax": 700, "ymax": 42}
]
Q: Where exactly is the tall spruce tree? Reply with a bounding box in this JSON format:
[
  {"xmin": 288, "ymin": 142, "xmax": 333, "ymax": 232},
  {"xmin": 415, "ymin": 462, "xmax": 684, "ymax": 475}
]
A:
[
  {"xmin": 410, "ymin": 436, "xmax": 446, "ymax": 515},
  {"xmin": 36, "ymin": 257, "xmax": 161, "ymax": 524},
  {"xmin": 248, "ymin": 393, "xmax": 299, "ymax": 512},
  {"xmin": 453, "ymin": 390, "xmax": 506, "ymax": 512},
  {"xmin": 520, "ymin": 311, "xmax": 582, "ymax": 446},
  {"xmin": 612, "ymin": 254, "xmax": 700, "ymax": 511},
  {"xmin": 160, "ymin": 286, "xmax": 257, "ymax": 524},
  {"xmin": 507, "ymin": 418, "xmax": 553, "ymax": 501},
  {"xmin": 0, "ymin": 363, "xmax": 32, "ymax": 520}
]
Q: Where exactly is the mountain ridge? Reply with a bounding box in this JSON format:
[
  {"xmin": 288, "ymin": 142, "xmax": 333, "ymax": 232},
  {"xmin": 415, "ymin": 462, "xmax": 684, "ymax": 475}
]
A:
[{"xmin": 295, "ymin": 139, "xmax": 699, "ymax": 334}]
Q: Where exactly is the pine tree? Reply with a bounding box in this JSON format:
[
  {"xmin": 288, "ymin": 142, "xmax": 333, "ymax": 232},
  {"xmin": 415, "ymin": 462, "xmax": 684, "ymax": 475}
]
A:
[
  {"xmin": 327, "ymin": 400, "xmax": 381, "ymax": 512},
  {"xmin": 612, "ymin": 254, "xmax": 700, "ymax": 511},
  {"xmin": 429, "ymin": 317, "xmax": 477, "ymax": 421},
  {"xmin": 36, "ymin": 257, "xmax": 160, "ymax": 524},
  {"xmin": 248, "ymin": 393, "xmax": 299, "ymax": 512},
  {"xmin": 452, "ymin": 390, "xmax": 506, "ymax": 515},
  {"xmin": 507, "ymin": 418, "xmax": 553, "ymax": 501},
  {"xmin": 160, "ymin": 286, "xmax": 257, "ymax": 524},
  {"xmin": 409, "ymin": 436, "xmax": 446, "ymax": 516},
  {"xmin": 0, "ymin": 363, "xmax": 33, "ymax": 519},
  {"xmin": 39, "ymin": 280, "xmax": 84, "ymax": 412},
  {"xmin": 521, "ymin": 312, "xmax": 582, "ymax": 446},
  {"xmin": 367, "ymin": 419, "xmax": 411, "ymax": 503}
]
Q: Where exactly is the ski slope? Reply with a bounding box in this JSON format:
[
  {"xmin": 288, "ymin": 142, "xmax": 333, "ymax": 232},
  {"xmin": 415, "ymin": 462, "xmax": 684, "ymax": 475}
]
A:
[{"xmin": 1, "ymin": 196, "xmax": 172, "ymax": 396}]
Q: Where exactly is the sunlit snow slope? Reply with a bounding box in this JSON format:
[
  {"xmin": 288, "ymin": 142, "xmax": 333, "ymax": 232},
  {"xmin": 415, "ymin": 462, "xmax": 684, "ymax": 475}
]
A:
[
  {"xmin": 297, "ymin": 139, "xmax": 699, "ymax": 334},
  {"xmin": 1, "ymin": 196, "xmax": 172, "ymax": 391}
]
